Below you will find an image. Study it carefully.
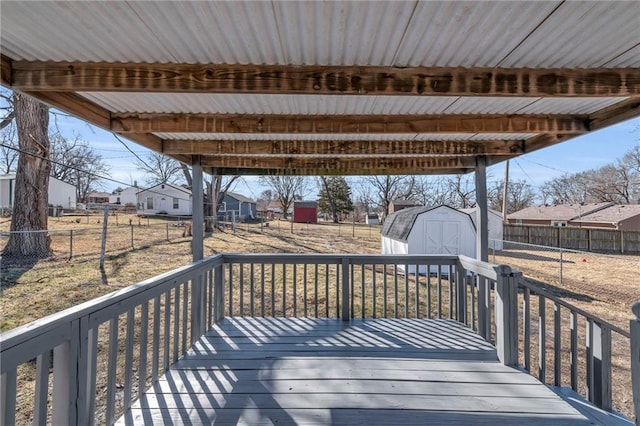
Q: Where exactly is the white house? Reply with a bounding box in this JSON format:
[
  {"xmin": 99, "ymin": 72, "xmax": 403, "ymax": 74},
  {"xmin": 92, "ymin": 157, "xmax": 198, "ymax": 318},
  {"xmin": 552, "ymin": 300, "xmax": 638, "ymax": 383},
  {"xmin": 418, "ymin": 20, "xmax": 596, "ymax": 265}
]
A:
[
  {"xmin": 381, "ymin": 205, "xmax": 478, "ymax": 274},
  {"xmin": 461, "ymin": 207, "xmax": 504, "ymax": 250},
  {"xmin": 0, "ymin": 174, "xmax": 76, "ymax": 209},
  {"xmin": 136, "ymin": 183, "xmax": 192, "ymax": 216},
  {"xmin": 109, "ymin": 186, "xmax": 140, "ymax": 206},
  {"xmin": 365, "ymin": 214, "xmax": 379, "ymax": 225}
]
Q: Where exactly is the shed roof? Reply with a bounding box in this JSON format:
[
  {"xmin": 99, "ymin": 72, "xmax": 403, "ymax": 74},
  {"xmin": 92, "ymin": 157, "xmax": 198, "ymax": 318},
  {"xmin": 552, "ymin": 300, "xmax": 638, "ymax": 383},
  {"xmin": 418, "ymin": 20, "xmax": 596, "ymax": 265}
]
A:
[
  {"xmin": 572, "ymin": 204, "xmax": 640, "ymax": 224},
  {"xmin": 225, "ymin": 192, "xmax": 254, "ymax": 204},
  {"xmin": 137, "ymin": 183, "xmax": 192, "ymax": 196},
  {"xmin": 382, "ymin": 205, "xmax": 470, "ymax": 242},
  {"xmin": 507, "ymin": 202, "xmax": 614, "ymax": 221},
  {"xmin": 1, "ymin": 1, "xmax": 638, "ymax": 176},
  {"xmin": 294, "ymin": 201, "xmax": 317, "ymax": 208}
]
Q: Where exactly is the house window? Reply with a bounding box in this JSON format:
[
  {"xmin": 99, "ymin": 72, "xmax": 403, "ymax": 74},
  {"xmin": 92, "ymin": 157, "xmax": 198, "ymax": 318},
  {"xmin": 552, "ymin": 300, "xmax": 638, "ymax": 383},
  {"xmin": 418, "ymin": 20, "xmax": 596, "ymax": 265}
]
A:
[
  {"xmin": 219, "ymin": 201, "xmax": 227, "ymax": 212},
  {"xmin": 146, "ymin": 197, "xmax": 154, "ymax": 209},
  {"xmin": 552, "ymin": 221, "xmax": 567, "ymax": 227},
  {"xmin": 173, "ymin": 197, "xmax": 179, "ymax": 209}
]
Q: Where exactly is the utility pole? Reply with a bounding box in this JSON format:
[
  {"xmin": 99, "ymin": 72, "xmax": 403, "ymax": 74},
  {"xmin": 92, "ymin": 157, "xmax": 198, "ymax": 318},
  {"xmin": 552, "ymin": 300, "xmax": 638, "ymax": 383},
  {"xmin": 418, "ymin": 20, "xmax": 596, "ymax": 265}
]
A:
[{"xmin": 502, "ymin": 160, "xmax": 510, "ymax": 223}]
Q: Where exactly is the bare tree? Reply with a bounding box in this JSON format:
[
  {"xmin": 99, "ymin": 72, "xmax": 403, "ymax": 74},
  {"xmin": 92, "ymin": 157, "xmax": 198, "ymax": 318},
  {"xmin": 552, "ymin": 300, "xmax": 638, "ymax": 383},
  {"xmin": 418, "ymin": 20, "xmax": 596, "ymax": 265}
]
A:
[
  {"xmin": 2, "ymin": 93, "xmax": 52, "ymax": 259},
  {"xmin": 260, "ymin": 176, "xmax": 308, "ymax": 219},
  {"xmin": 489, "ymin": 179, "xmax": 536, "ymax": 214},
  {"xmin": 136, "ymin": 152, "xmax": 186, "ymax": 186},
  {"xmin": 206, "ymin": 174, "xmax": 240, "ymax": 231},
  {"xmin": 362, "ymin": 175, "xmax": 416, "ymax": 221},
  {"xmin": 0, "ymin": 125, "xmax": 18, "ymax": 174}
]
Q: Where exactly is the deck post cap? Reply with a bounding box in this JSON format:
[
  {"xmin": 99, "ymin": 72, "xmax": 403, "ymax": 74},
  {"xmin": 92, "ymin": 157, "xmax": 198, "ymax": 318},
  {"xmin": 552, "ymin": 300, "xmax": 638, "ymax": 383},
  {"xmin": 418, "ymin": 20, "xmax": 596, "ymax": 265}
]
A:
[{"xmin": 632, "ymin": 302, "xmax": 640, "ymax": 318}]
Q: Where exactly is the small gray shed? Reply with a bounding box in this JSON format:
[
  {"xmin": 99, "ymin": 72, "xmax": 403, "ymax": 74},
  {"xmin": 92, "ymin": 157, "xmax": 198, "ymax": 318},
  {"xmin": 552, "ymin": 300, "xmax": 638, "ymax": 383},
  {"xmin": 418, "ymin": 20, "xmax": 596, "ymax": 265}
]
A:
[{"xmin": 381, "ymin": 205, "xmax": 478, "ymax": 273}]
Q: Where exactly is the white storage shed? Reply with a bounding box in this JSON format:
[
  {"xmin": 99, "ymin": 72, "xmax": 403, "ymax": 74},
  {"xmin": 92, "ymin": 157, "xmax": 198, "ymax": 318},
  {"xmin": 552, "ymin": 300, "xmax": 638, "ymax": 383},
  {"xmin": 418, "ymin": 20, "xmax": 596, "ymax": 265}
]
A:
[
  {"xmin": 381, "ymin": 205, "xmax": 478, "ymax": 274},
  {"xmin": 461, "ymin": 207, "xmax": 504, "ymax": 251}
]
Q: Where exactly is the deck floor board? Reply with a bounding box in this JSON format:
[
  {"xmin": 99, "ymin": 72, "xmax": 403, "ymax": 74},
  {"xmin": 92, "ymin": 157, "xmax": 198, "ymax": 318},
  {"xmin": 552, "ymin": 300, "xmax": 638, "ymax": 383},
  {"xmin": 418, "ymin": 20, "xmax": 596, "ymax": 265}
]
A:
[{"xmin": 118, "ymin": 318, "xmax": 607, "ymax": 425}]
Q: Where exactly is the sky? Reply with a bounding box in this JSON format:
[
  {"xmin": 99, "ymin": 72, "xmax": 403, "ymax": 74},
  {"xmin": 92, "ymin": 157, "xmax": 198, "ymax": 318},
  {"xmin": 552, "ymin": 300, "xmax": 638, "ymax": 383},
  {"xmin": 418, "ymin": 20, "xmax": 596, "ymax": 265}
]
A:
[{"xmin": 52, "ymin": 112, "xmax": 640, "ymax": 201}]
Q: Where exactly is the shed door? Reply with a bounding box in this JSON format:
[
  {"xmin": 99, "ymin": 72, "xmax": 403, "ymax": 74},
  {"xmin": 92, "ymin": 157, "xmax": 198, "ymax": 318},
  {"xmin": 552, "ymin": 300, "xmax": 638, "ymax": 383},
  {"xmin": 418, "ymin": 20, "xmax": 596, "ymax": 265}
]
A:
[{"xmin": 425, "ymin": 221, "xmax": 460, "ymax": 254}]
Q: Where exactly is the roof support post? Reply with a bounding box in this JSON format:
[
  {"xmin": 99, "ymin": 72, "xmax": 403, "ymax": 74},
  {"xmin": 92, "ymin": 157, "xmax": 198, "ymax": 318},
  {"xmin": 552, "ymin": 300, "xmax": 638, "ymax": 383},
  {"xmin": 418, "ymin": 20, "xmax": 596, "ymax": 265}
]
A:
[
  {"xmin": 475, "ymin": 156, "xmax": 489, "ymax": 262},
  {"xmin": 192, "ymin": 156, "xmax": 204, "ymax": 262}
]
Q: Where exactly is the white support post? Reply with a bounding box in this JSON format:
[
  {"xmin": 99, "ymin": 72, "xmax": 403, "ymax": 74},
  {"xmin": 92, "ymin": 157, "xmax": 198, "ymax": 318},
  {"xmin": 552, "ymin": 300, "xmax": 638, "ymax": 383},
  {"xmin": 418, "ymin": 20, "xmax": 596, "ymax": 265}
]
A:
[
  {"xmin": 475, "ymin": 156, "xmax": 488, "ymax": 262},
  {"xmin": 192, "ymin": 156, "xmax": 204, "ymax": 262}
]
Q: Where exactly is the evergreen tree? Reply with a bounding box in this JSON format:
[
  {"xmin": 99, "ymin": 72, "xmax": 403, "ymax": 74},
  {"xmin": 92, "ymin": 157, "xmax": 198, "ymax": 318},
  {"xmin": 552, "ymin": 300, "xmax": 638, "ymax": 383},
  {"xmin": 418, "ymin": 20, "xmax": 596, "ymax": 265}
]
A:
[{"xmin": 317, "ymin": 176, "xmax": 354, "ymax": 223}]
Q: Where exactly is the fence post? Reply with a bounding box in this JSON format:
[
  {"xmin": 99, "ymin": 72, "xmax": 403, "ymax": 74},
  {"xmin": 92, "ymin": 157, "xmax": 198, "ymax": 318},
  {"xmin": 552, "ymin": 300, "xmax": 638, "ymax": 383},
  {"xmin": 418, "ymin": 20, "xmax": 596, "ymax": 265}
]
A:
[
  {"xmin": 630, "ymin": 302, "xmax": 640, "ymax": 425},
  {"xmin": 69, "ymin": 229, "xmax": 73, "ymax": 260},
  {"xmin": 130, "ymin": 224, "xmax": 134, "ymax": 249},
  {"xmin": 99, "ymin": 208, "xmax": 109, "ymax": 270},
  {"xmin": 341, "ymin": 258, "xmax": 350, "ymax": 321},
  {"xmin": 495, "ymin": 265, "xmax": 518, "ymax": 366}
]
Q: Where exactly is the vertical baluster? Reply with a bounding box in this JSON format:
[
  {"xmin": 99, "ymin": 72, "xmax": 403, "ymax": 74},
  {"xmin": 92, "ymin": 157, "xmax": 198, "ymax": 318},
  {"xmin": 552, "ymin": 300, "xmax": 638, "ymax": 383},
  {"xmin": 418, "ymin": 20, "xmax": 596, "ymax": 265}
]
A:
[
  {"xmin": 523, "ymin": 288, "xmax": 531, "ymax": 372},
  {"xmin": 394, "ymin": 265, "xmax": 399, "ymax": 319},
  {"xmin": 538, "ymin": 295, "xmax": 546, "ymax": 383},
  {"xmin": 448, "ymin": 265, "xmax": 453, "ymax": 319},
  {"xmin": 341, "ymin": 258, "xmax": 350, "ymax": 320},
  {"xmin": 106, "ymin": 317, "xmax": 119, "ymax": 425},
  {"xmin": 630, "ymin": 303, "xmax": 640, "ymax": 424},
  {"xmin": 304, "ymin": 264, "xmax": 308, "ymax": 317},
  {"xmin": 208, "ymin": 270, "xmax": 213, "ymax": 328},
  {"xmin": 282, "ymin": 264, "xmax": 287, "ymax": 317},
  {"xmin": 325, "ymin": 264, "xmax": 330, "ymax": 318},
  {"xmin": 570, "ymin": 311, "xmax": 578, "ymax": 391},
  {"xmin": 139, "ymin": 302, "xmax": 149, "ymax": 399},
  {"xmin": 470, "ymin": 276, "xmax": 476, "ymax": 332},
  {"xmin": 271, "ymin": 264, "xmax": 275, "ymax": 316},
  {"xmin": 336, "ymin": 263, "xmax": 340, "ymax": 318},
  {"xmin": 350, "ymin": 264, "xmax": 354, "ymax": 319},
  {"xmin": 426, "ymin": 264, "xmax": 432, "ymax": 319},
  {"xmin": 554, "ymin": 303, "xmax": 561, "ymax": 387},
  {"xmin": 1, "ymin": 368, "xmax": 17, "ymax": 426},
  {"xmin": 33, "ymin": 351, "xmax": 51, "ymax": 425},
  {"xmin": 383, "ymin": 264, "xmax": 388, "ymax": 318},
  {"xmin": 261, "ymin": 264, "xmax": 266, "ymax": 317},
  {"xmin": 228, "ymin": 265, "xmax": 234, "ymax": 316},
  {"xmin": 415, "ymin": 264, "xmax": 419, "ymax": 318},
  {"xmin": 361, "ymin": 264, "xmax": 365, "ymax": 319},
  {"xmin": 173, "ymin": 286, "xmax": 180, "ymax": 363},
  {"xmin": 163, "ymin": 291, "xmax": 171, "ymax": 371},
  {"xmin": 250, "ymin": 263, "xmax": 255, "ymax": 317},
  {"xmin": 181, "ymin": 282, "xmax": 188, "ymax": 354},
  {"xmin": 437, "ymin": 266, "xmax": 443, "ymax": 319},
  {"xmin": 372, "ymin": 264, "xmax": 377, "ymax": 319},
  {"xmin": 152, "ymin": 295, "xmax": 161, "ymax": 382},
  {"xmin": 124, "ymin": 309, "xmax": 135, "ymax": 409},
  {"xmin": 239, "ymin": 264, "xmax": 244, "ymax": 316},
  {"xmin": 214, "ymin": 264, "xmax": 224, "ymax": 323},
  {"xmin": 84, "ymin": 326, "xmax": 98, "ymax": 426},
  {"xmin": 314, "ymin": 263, "xmax": 319, "ymax": 318},
  {"xmin": 404, "ymin": 264, "xmax": 409, "ymax": 318},
  {"xmin": 293, "ymin": 263, "xmax": 297, "ymax": 317}
]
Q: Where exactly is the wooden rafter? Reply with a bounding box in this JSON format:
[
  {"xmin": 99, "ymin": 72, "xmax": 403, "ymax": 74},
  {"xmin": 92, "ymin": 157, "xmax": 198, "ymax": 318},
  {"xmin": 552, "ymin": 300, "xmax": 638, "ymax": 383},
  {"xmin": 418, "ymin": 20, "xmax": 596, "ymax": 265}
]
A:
[
  {"xmin": 112, "ymin": 113, "xmax": 588, "ymax": 134},
  {"xmin": 207, "ymin": 166, "xmax": 475, "ymax": 176},
  {"xmin": 161, "ymin": 139, "xmax": 524, "ymax": 156},
  {"xmin": 7, "ymin": 61, "xmax": 640, "ymax": 97}
]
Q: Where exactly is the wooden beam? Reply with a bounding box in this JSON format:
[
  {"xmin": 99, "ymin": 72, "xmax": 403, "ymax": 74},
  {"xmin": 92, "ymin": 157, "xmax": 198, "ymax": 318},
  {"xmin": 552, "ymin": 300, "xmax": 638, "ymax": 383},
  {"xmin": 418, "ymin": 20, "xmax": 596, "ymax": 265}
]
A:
[
  {"xmin": 589, "ymin": 97, "xmax": 640, "ymax": 131},
  {"xmin": 209, "ymin": 166, "xmax": 475, "ymax": 176},
  {"xmin": 1, "ymin": 55, "xmax": 12, "ymax": 87},
  {"xmin": 162, "ymin": 139, "xmax": 524, "ymax": 156},
  {"xmin": 200, "ymin": 156, "xmax": 473, "ymax": 170},
  {"xmin": 113, "ymin": 113, "xmax": 588, "ymax": 134},
  {"xmin": 24, "ymin": 91, "xmax": 111, "ymax": 129},
  {"xmin": 9, "ymin": 61, "xmax": 640, "ymax": 97}
]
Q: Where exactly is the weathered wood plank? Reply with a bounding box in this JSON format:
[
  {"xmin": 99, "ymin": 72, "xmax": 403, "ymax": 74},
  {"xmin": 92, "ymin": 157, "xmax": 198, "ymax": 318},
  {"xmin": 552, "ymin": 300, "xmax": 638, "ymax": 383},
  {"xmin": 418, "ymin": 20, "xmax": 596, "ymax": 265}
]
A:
[
  {"xmin": 113, "ymin": 113, "xmax": 588, "ymax": 134},
  {"xmin": 11, "ymin": 62, "xmax": 640, "ymax": 97}
]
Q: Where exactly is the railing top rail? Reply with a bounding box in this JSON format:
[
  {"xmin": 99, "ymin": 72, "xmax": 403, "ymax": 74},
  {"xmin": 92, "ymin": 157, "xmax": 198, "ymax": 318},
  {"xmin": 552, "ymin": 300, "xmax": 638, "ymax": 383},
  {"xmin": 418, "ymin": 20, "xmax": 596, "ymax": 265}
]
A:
[
  {"xmin": 457, "ymin": 255, "xmax": 514, "ymax": 280},
  {"xmin": 518, "ymin": 279, "xmax": 630, "ymax": 338},
  {"xmin": 0, "ymin": 254, "xmax": 224, "ymax": 350},
  {"xmin": 221, "ymin": 253, "xmax": 461, "ymax": 263}
]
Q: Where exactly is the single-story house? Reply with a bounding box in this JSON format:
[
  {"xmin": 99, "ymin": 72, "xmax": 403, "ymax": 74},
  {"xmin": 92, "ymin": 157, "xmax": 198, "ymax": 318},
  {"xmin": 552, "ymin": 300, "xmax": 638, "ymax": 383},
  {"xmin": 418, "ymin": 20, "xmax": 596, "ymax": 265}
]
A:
[
  {"xmin": 86, "ymin": 192, "xmax": 111, "ymax": 204},
  {"xmin": 136, "ymin": 183, "xmax": 192, "ymax": 216},
  {"xmin": 506, "ymin": 202, "xmax": 614, "ymax": 227},
  {"xmin": 0, "ymin": 173, "xmax": 76, "ymax": 210},
  {"xmin": 109, "ymin": 186, "xmax": 140, "ymax": 206},
  {"xmin": 382, "ymin": 205, "xmax": 477, "ymax": 274},
  {"xmin": 388, "ymin": 199, "xmax": 420, "ymax": 214},
  {"xmin": 218, "ymin": 192, "xmax": 257, "ymax": 221},
  {"xmin": 569, "ymin": 204, "xmax": 640, "ymax": 231}
]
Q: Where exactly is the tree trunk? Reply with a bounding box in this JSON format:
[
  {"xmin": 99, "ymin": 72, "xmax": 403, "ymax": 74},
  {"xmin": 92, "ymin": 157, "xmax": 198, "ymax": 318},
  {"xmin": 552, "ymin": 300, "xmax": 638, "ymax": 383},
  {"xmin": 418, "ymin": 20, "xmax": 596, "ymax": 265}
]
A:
[{"xmin": 3, "ymin": 93, "xmax": 52, "ymax": 259}]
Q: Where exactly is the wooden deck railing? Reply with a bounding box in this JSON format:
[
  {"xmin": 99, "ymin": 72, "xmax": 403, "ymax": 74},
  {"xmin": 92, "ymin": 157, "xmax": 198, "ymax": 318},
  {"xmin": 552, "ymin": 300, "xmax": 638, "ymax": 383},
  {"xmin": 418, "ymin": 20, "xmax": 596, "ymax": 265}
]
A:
[{"xmin": 1, "ymin": 253, "xmax": 638, "ymax": 425}]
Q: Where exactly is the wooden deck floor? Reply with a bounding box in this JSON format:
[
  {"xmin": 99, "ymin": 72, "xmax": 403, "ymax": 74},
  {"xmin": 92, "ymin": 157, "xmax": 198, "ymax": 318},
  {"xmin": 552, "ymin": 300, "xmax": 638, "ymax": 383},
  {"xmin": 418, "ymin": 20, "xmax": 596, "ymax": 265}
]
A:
[{"xmin": 118, "ymin": 318, "xmax": 616, "ymax": 425}]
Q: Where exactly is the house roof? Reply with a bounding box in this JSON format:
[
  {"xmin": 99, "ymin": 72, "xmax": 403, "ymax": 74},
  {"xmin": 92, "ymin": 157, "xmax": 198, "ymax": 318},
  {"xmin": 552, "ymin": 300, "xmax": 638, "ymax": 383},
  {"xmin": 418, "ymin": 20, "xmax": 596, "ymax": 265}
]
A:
[
  {"xmin": 225, "ymin": 192, "xmax": 255, "ymax": 203},
  {"xmin": 572, "ymin": 204, "xmax": 640, "ymax": 224},
  {"xmin": 137, "ymin": 183, "xmax": 192, "ymax": 196},
  {"xmin": 1, "ymin": 1, "xmax": 638, "ymax": 177},
  {"xmin": 382, "ymin": 205, "xmax": 470, "ymax": 242},
  {"xmin": 391, "ymin": 200, "xmax": 420, "ymax": 207},
  {"xmin": 507, "ymin": 202, "xmax": 614, "ymax": 221}
]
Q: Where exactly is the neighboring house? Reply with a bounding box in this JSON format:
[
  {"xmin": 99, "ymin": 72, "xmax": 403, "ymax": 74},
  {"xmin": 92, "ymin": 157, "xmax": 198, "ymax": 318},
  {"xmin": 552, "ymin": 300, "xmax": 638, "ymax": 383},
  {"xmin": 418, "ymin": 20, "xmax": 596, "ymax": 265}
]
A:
[
  {"xmin": 218, "ymin": 192, "xmax": 256, "ymax": 221},
  {"xmin": 0, "ymin": 174, "xmax": 76, "ymax": 209},
  {"xmin": 365, "ymin": 214, "xmax": 379, "ymax": 225},
  {"xmin": 109, "ymin": 186, "xmax": 140, "ymax": 206},
  {"xmin": 136, "ymin": 183, "xmax": 192, "ymax": 216},
  {"xmin": 507, "ymin": 202, "xmax": 614, "ymax": 227},
  {"xmin": 86, "ymin": 192, "xmax": 111, "ymax": 204},
  {"xmin": 381, "ymin": 205, "xmax": 477, "ymax": 274},
  {"xmin": 461, "ymin": 207, "xmax": 504, "ymax": 250},
  {"xmin": 389, "ymin": 199, "xmax": 420, "ymax": 214},
  {"xmin": 569, "ymin": 204, "xmax": 640, "ymax": 231},
  {"xmin": 293, "ymin": 201, "xmax": 317, "ymax": 223}
]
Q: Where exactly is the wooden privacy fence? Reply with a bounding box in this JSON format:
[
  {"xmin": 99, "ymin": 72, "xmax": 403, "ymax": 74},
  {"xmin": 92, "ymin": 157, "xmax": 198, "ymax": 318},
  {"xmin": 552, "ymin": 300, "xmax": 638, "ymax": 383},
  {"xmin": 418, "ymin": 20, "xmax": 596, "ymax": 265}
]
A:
[
  {"xmin": 1, "ymin": 253, "xmax": 638, "ymax": 425},
  {"xmin": 504, "ymin": 224, "xmax": 640, "ymax": 253}
]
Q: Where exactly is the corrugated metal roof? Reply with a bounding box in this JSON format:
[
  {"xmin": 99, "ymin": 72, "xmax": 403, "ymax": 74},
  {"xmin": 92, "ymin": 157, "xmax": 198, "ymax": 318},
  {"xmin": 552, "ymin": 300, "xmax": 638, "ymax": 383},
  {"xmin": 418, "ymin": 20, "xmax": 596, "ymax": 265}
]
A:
[
  {"xmin": 154, "ymin": 133, "xmax": 529, "ymax": 141},
  {"xmin": 2, "ymin": 1, "xmax": 637, "ymax": 67},
  {"xmin": 80, "ymin": 93, "xmax": 627, "ymax": 116}
]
